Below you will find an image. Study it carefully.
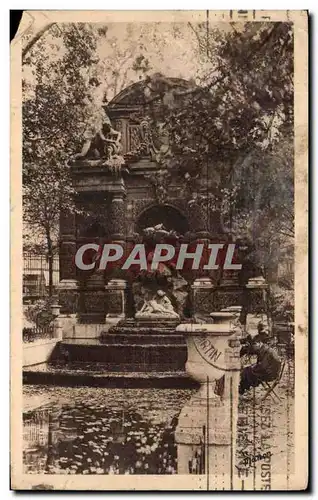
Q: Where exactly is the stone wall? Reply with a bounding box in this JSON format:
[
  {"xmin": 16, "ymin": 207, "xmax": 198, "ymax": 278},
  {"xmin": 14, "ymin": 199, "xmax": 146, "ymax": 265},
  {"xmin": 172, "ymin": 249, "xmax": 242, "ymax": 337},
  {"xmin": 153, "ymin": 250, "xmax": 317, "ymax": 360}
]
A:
[{"xmin": 23, "ymin": 339, "xmax": 57, "ymax": 367}]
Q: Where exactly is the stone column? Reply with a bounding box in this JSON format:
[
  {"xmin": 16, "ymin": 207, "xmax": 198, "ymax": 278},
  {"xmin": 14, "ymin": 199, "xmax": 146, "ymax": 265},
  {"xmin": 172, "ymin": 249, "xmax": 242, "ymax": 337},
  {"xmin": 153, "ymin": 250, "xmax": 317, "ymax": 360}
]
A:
[
  {"xmin": 105, "ymin": 279, "xmax": 128, "ymax": 325},
  {"xmin": 107, "ymin": 191, "xmax": 129, "ymax": 324},
  {"xmin": 175, "ymin": 313, "xmax": 242, "ymax": 488},
  {"xmin": 51, "ymin": 303, "xmax": 63, "ymax": 340},
  {"xmin": 188, "ymin": 200, "xmax": 209, "ymax": 237},
  {"xmin": 110, "ymin": 192, "xmax": 126, "ymax": 242},
  {"xmin": 59, "ymin": 212, "xmax": 77, "ymax": 281},
  {"xmin": 59, "ymin": 211, "xmax": 78, "ymax": 314}
]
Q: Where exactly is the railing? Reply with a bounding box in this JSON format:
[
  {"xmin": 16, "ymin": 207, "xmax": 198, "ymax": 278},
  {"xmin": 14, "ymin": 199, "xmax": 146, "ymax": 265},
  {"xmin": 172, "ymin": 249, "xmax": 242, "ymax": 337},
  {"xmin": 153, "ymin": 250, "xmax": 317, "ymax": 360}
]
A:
[
  {"xmin": 23, "ymin": 253, "xmax": 59, "ymax": 273},
  {"xmin": 23, "ymin": 324, "xmax": 55, "ymax": 343},
  {"xmin": 23, "ymin": 252, "xmax": 59, "ymax": 299}
]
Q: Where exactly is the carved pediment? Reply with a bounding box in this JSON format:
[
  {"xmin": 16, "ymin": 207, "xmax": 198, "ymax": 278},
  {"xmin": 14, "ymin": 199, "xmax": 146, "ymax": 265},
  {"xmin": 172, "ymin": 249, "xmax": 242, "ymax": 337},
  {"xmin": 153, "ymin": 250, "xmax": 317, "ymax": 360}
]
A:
[
  {"xmin": 107, "ymin": 76, "xmax": 195, "ymax": 166},
  {"xmin": 69, "ymin": 76, "xmax": 196, "ymax": 171},
  {"xmin": 108, "ymin": 76, "xmax": 192, "ymax": 109}
]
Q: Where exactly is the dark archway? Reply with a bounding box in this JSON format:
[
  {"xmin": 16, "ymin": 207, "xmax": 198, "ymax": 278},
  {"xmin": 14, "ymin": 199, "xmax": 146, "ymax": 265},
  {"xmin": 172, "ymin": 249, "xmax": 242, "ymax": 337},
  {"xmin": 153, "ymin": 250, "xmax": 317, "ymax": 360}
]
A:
[{"xmin": 136, "ymin": 205, "xmax": 189, "ymax": 235}]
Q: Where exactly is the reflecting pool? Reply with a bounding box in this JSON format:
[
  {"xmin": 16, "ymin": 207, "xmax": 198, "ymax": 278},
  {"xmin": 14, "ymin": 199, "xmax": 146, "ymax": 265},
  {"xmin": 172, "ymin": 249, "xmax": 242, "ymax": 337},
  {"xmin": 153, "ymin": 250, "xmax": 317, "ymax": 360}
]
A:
[
  {"xmin": 23, "ymin": 386, "xmax": 193, "ymax": 475},
  {"xmin": 23, "ymin": 379, "xmax": 294, "ymax": 476}
]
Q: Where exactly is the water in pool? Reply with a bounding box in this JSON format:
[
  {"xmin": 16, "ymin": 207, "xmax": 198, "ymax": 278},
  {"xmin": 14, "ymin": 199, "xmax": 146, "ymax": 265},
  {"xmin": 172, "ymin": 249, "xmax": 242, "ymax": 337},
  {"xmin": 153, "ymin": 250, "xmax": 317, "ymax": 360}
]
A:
[
  {"xmin": 23, "ymin": 386, "xmax": 193, "ymax": 475},
  {"xmin": 23, "ymin": 381, "xmax": 294, "ymax": 476}
]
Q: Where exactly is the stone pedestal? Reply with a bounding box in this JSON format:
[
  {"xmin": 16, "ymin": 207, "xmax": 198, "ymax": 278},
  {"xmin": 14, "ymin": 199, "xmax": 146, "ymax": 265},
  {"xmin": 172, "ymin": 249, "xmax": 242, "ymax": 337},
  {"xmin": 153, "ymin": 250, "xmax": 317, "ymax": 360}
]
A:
[
  {"xmin": 58, "ymin": 279, "xmax": 79, "ymax": 315},
  {"xmin": 211, "ymin": 284, "xmax": 244, "ymax": 313},
  {"xmin": 246, "ymin": 276, "xmax": 268, "ymax": 310},
  {"xmin": 78, "ymin": 273, "xmax": 107, "ymax": 324},
  {"xmin": 175, "ymin": 312, "xmax": 241, "ymax": 486},
  {"xmin": 105, "ymin": 279, "xmax": 128, "ymax": 325}
]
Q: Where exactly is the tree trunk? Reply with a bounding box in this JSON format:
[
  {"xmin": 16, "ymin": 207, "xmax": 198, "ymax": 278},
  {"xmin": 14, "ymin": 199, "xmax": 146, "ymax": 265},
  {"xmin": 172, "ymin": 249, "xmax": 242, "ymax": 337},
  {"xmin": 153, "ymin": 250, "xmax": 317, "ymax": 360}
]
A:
[
  {"xmin": 46, "ymin": 228, "xmax": 54, "ymax": 297},
  {"xmin": 48, "ymin": 252, "xmax": 54, "ymax": 297}
]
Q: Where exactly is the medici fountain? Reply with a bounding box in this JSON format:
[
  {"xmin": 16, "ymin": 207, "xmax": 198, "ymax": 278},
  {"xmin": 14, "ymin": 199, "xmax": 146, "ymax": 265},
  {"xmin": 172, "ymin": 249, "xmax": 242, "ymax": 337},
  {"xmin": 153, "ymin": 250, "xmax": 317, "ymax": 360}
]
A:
[{"xmin": 23, "ymin": 78, "xmax": 270, "ymax": 482}]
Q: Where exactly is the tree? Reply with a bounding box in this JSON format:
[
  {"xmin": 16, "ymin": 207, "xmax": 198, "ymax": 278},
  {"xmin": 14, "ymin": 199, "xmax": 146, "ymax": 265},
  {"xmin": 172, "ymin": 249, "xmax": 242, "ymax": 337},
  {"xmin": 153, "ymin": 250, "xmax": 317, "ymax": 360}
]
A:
[
  {"xmin": 22, "ymin": 23, "xmax": 155, "ymax": 295},
  {"xmin": 23, "ymin": 23, "xmax": 100, "ymax": 295},
  {"xmin": 142, "ymin": 22, "xmax": 294, "ymax": 275},
  {"xmin": 94, "ymin": 23, "xmax": 152, "ymax": 98},
  {"xmin": 146, "ymin": 21, "xmax": 293, "ymax": 165},
  {"xmin": 22, "ymin": 23, "xmax": 56, "ymax": 60}
]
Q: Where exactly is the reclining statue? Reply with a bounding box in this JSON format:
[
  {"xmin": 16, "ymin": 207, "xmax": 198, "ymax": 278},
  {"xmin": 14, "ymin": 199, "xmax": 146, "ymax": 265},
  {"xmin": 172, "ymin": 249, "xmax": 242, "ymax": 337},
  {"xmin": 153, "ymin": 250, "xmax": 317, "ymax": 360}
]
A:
[{"xmin": 136, "ymin": 289, "xmax": 180, "ymax": 319}]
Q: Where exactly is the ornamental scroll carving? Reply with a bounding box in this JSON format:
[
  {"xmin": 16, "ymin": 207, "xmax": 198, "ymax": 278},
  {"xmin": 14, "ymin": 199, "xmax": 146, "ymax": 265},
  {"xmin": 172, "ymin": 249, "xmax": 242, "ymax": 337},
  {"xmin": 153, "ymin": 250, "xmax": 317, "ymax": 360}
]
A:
[{"xmin": 126, "ymin": 115, "xmax": 172, "ymax": 166}]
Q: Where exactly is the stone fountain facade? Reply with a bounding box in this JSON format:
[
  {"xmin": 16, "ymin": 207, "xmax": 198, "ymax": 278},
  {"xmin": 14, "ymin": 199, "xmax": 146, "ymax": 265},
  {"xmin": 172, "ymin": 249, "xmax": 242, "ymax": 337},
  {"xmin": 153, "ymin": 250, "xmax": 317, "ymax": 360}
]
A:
[
  {"xmin": 52, "ymin": 78, "xmax": 273, "ymax": 482},
  {"xmin": 57, "ymin": 77, "xmax": 269, "ymax": 360}
]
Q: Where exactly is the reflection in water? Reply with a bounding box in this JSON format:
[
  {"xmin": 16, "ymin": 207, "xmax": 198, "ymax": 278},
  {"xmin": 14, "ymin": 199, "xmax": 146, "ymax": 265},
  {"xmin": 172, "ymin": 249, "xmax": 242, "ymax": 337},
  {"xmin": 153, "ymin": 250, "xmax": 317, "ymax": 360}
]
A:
[
  {"xmin": 23, "ymin": 404, "xmax": 178, "ymax": 474},
  {"xmin": 23, "ymin": 377, "xmax": 294, "ymax": 477},
  {"xmin": 23, "ymin": 408, "xmax": 58, "ymax": 474}
]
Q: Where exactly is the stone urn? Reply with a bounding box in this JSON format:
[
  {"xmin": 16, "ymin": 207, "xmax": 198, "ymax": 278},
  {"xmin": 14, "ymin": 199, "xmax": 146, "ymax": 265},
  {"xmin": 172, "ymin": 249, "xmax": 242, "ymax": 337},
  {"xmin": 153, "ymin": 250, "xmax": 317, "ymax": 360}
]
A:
[
  {"xmin": 175, "ymin": 311, "xmax": 242, "ymax": 484},
  {"xmin": 176, "ymin": 312, "xmax": 240, "ymax": 396}
]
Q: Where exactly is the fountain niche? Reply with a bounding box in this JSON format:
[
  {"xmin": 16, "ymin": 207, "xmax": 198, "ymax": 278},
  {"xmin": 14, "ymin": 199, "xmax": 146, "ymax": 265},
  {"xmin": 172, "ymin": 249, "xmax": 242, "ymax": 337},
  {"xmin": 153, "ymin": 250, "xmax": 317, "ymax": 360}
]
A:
[{"xmin": 100, "ymin": 205, "xmax": 190, "ymax": 373}]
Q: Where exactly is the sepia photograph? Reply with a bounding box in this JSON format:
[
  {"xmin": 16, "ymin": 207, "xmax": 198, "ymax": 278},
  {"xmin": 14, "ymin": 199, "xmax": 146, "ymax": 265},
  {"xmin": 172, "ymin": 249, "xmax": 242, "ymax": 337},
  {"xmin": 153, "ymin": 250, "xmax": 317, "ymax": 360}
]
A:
[{"xmin": 10, "ymin": 10, "xmax": 308, "ymax": 490}]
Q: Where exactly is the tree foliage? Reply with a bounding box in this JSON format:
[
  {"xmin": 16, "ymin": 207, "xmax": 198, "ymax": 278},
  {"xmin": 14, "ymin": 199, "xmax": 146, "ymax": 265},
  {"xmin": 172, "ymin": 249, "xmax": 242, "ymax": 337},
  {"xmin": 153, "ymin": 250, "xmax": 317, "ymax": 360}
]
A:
[
  {"xmin": 143, "ymin": 22, "xmax": 294, "ymax": 281},
  {"xmin": 23, "ymin": 23, "xmax": 99, "ymax": 294},
  {"xmin": 22, "ymin": 23, "xmax": 156, "ymax": 294},
  {"xmin": 146, "ymin": 22, "xmax": 293, "ymax": 167}
]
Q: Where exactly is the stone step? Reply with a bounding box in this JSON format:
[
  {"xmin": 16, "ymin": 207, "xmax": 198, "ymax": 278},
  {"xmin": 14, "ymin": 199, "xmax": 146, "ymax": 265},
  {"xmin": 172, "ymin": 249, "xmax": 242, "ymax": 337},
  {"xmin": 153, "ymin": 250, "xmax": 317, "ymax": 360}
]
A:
[
  {"xmin": 51, "ymin": 341, "xmax": 187, "ymax": 372},
  {"xmin": 50, "ymin": 361, "xmax": 185, "ymax": 372},
  {"xmin": 23, "ymin": 362, "xmax": 198, "ymax": 388},
  {"xmin": 99, "ymin": 333, "xmax": 186, "ymax": 345}
]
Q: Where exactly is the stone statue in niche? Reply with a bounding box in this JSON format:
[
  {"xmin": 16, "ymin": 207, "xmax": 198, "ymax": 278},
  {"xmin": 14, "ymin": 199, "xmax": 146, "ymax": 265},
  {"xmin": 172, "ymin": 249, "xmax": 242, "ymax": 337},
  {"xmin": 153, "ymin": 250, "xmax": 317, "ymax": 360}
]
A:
[{"xmin": 135, "ymin": 289, "xmax": 180, "ymax": 319}]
